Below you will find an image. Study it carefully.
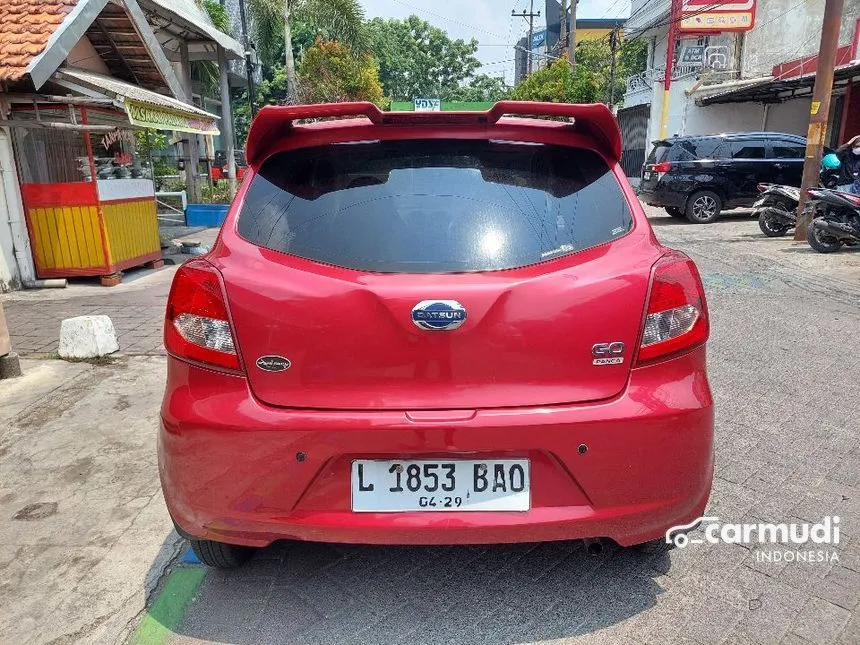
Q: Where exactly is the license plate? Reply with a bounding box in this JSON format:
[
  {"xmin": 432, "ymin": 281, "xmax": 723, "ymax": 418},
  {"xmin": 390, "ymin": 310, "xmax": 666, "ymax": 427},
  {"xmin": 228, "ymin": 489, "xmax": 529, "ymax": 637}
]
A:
[{"xmin": 351, "ymin": 459, "xmax": 530, "ymax": 512}]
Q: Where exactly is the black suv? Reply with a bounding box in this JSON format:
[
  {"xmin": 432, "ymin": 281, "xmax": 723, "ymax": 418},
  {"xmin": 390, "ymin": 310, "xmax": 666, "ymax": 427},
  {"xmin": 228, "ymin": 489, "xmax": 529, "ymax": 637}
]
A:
[{"xmin": 638, "ymin": 132, "xmax": 808, "ymax": 223}]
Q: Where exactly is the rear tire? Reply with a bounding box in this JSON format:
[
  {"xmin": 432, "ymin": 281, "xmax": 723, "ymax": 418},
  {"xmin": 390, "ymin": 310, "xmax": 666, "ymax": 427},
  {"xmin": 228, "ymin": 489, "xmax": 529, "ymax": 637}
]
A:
[
  {"xmin": 806, "ymin": 220, "xmax": 842, "ymax": 254},
  {"xmin": 758, "ymin": 211, "xmax": 790, "ymax": 237},
  {"xmin": 686, "ymin": 190, "xmax": 722, "ymax": 224},
  {"xmin": 665, "ymin": 206, "xmax": 685, "ymax": 218},
  {"xmin": 190, "ymin": 539, "xmax": 256, "ymax": 568}
]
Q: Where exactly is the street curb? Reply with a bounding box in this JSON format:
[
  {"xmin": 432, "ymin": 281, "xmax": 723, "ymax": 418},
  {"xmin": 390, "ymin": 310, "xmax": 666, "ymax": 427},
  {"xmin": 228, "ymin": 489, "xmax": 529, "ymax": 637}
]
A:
[{"xmin": 131, "ymin": 566, "xmax": 206, "ymax": 645}]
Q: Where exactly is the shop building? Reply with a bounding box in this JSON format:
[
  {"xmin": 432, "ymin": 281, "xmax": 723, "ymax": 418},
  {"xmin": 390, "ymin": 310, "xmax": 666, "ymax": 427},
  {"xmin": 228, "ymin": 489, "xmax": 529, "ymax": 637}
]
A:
[
  {"xmin": 618, "ymin": 0, "xmax": 860, "ymax": 178},
  {"xmin": 0, "ymin": 0, "xmax": 243, "ymax": 290}
]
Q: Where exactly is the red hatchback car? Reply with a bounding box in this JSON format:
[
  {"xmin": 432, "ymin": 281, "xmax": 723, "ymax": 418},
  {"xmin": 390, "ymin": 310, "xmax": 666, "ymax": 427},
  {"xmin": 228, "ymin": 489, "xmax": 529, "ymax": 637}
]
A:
[{"xmin": 159, "ymin": 101, "xmax": 714, "ymax": 568}]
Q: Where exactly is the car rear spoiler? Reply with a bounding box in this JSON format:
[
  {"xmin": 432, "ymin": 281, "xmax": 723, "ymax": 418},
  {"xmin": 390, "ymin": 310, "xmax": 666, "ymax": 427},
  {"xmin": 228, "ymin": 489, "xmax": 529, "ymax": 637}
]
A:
[{"xmin": 244, "ymin": 101, "xmax": 622, "ymax": 167}]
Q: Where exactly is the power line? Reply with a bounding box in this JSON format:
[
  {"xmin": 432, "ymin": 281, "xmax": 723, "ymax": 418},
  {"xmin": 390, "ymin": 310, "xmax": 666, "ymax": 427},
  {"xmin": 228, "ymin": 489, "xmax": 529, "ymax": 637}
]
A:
[
  {"xmin": 479, "ymin": 58, "xmax": 517, "ymax": 68},
  {"xmin": 389, "ymin": 0, "xmax": 509, "ymax": 39},
  {"xmin": 599, "ymin": 0, "xmax": 630, "ymax": 20}
]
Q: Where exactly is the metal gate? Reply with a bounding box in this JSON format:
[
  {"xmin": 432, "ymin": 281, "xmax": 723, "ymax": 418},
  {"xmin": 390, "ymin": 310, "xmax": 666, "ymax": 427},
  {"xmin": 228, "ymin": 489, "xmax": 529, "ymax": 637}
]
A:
[{"xmin": 616, "ymin": 104, "xmax": 650, "ymax": 178}]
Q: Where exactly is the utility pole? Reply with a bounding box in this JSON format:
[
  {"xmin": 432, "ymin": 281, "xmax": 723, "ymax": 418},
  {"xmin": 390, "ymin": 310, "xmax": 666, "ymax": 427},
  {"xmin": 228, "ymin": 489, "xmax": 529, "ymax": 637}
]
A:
[
  {"xmin": 559, "ymin": 0, "xmax": 568, "ymax": 57},
  {"xmin": 569, "ymin": 0, "xmax": 577, "ymax": 64},
  {"xmin": 659, "ymin": 0, "xmax": 681, "ymax": 138},
  {"xmin": 608, "ymin": 28, "xmax": 619, "ymax": 107},
  {"xmin": 513, "ymin": 2, "xmax": 541, "ymax": 76},
  {"xmin": 794, "ymin": 0, "xmax": 845, "ymax": 240},
  {"xmin": 237, "ymin": 0, "xmax": 256, "ymax": 117}
]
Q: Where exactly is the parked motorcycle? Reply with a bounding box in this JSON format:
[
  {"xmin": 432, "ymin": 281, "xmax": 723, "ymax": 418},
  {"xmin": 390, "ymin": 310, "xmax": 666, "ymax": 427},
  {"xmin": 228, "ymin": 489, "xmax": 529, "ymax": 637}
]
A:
[
  {"xmin": 755, "ymin": 155, "xmax": 844, "ymax": 237},
  {"xmin": 755, "ymin": 183, "xmax": 801, "ymax": 237},
  {"xmin": 805, "ymin": 188, "xmax": 860, "ymax": 253}
]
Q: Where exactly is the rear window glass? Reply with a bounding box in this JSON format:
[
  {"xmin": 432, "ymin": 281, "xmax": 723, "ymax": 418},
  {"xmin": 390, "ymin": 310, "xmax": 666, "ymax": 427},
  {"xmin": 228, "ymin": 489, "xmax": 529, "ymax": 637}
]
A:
[
  {"xmin": 730, "ymin": 141, "xmax": 767, "ymax": 159},
  {"xmin": 648, "ymin": 141, "xmax": 697, "ymax": 163},
  {"xmin": 770, "ymin": 140, "xmax": 805, "ymax": 159},
  {"xmin": 692, "ymin": 139, "xmax": 729, "ymax": 159},
  {"xmin": 237, "ymin": 140, "xmax": 633, "ymax": 273}
]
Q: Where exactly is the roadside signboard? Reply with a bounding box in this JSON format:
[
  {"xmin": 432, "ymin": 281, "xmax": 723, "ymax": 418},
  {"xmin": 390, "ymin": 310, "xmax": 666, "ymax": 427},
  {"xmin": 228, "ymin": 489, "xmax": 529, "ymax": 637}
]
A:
[
  {"xmin": 414, "ymin": 98, "xmax": 441, "ymax": 111},
  {"xmin": 680, "ymin": 0, "xmax": 756, "ymax": 32}
]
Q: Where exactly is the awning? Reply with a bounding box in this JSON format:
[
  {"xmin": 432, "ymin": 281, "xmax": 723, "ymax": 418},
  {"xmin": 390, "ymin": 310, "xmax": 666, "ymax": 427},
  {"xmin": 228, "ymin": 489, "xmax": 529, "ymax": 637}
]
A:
[
  {"xmin": 696, "ymin": 61, "xmax": 860, "ymax": 106},
  {"xmin": 54, "ymin": 67, "xmax": 220, "ymax": 135},
  {"xmin": 139, "ymin": 0, "xmax": 244, "ymax": 60}
]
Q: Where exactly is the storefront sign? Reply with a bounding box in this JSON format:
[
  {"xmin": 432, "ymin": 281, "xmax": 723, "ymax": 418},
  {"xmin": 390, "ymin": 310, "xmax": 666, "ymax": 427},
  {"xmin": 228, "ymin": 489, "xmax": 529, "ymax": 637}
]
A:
[
  {"xmin": 680, "ymin": 0, "xmax": 756, "ymax": 32},
  {"xmin": 124, "ymin": 100, "xmax": 219, "ymax": 135},
  {"xmin": 680, "ymin": 46, "xmax": 705, "ymax": 65},
  {"xmin": 100, "ymin": 128, "xmax": 136, "ymax": 151}
]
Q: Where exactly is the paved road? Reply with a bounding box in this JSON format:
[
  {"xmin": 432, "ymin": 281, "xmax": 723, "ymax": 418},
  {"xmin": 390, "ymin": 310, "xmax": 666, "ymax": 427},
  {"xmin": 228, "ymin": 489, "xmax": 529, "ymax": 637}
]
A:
[{"xmin": 164, "ymin": 208, "xmax": 860, "ymax": 645}]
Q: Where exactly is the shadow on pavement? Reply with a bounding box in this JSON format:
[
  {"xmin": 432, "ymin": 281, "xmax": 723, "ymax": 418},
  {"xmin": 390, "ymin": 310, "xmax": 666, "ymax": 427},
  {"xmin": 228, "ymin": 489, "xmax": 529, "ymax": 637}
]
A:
[
  {"xmin": 778, "ymin": 244, "xmax": 860, "ymax": 255},
  {"xmin": 175, "ymin": 539, "xmax": 671, "ymax": 645},
  {"xmin": 647, "ymin": 209, "xmax": 757, "ymax": 227}
]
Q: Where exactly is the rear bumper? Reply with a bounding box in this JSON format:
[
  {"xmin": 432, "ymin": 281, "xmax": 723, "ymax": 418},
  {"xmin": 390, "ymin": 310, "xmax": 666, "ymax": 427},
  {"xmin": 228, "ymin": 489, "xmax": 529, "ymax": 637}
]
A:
[
  {"xmin": 159, "ymin": 348, "xmax": 714, "ymax": 548},
  {"xmin": 638, "ymin": 184, "xmax": 687, "ymax": 209}
]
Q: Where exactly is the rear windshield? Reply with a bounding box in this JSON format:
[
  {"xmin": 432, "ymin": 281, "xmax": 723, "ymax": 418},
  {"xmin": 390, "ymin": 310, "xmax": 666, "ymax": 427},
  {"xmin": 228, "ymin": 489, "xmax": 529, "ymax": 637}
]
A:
[
  {"xmin": 647, "ymin": 138, "xmax": 735, "ymax": 163},
  {"xmin": 237, "ymin": 139, "xmax": 632, "ymax": 273},
  {"xmin": 648, "ymin": 140, "xmax": 698, "ymax": 163}
]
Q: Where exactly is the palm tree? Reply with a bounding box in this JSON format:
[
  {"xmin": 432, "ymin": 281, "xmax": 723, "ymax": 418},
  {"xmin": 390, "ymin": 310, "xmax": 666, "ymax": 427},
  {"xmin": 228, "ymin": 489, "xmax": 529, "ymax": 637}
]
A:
[{"xmin": 246, "ymin": 0, "xmax": 368, "ymax": 101}]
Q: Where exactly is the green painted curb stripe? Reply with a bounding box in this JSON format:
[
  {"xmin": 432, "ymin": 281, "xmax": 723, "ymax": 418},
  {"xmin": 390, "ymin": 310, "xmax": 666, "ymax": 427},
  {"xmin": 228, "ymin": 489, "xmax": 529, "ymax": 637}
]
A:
[{"xmin": 132, "ymin": 568, "xmax": 206, "ymax": 645}]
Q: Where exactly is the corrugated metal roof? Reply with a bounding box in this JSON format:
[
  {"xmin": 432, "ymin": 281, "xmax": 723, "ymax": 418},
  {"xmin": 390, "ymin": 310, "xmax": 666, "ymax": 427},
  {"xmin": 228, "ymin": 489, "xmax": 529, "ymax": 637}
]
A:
[
  {"xmin": 140, "ymin": 0, "xmax": 243, "ymax": 58},
  {"xmin": 56, "ymin": 67, "xmax": 217, "ymax": 119},
  {"xmin": 696, "ymin": 61, "xmax": 860, "ymax": 106}
]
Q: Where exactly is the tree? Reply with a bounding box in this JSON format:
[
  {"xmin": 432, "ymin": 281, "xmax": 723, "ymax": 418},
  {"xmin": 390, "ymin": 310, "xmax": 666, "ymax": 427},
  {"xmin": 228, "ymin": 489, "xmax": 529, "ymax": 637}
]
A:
[
  {"xmin": 447, "ymin": 74, "xmax": 511, "ymax": 103},
  {"xmin": 199, "ymin": 0, "xmax": 230, "ymax": 32},
  {"xmin": 575, "ymin": 37, "xmax": 648, "ymax": 106},
  {"xmin": 246, "ymin": 0, "xmax": 368, "ymax": 101},
  {"xmin": 510, "ymin": 58, "xmax": 600, "ymax": 103},
  {"xmin": 367, "ymin": 16, "xmax": 481, "ymax": 101},
  {"xmin": 298, "ymin": 38, "xmax": 387, "ymax": 107}
]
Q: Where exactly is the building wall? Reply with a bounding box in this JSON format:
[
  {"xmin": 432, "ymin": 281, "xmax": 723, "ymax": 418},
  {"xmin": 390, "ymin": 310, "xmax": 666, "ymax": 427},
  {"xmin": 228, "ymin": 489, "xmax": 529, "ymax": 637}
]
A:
[
  {"xmin": 742, "ymin": 0, "xmax": 860, "ymax": 77},
  {"xmin": 66, "ymin": 37, "xmax": 111, "ymax": 75},
  {"xmin": 576, "ymin": 28, "xmax": 611, "ymax": 43},
  {"xmin": 0, "ymin": 128, "xmax": 22, "ymax": 291},
  {"xmin": 647, "ymin": 76, "xmax": 760, "ymax": 143},
  {"xmin": 647, "ymin": 75, "xmax": 812, "ymax": 143},
  {"xmin": 842, "ymin": 82, "xmax": 860, "ymax": 142},
  {"xmin": 766, "ymin": 99, "xmax": 814, "ymax": 135}
]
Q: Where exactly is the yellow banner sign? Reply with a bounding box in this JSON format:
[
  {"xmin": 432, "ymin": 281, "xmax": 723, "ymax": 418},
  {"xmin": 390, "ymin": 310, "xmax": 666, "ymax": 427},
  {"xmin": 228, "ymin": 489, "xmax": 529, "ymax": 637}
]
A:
[{"xmin": 125, "ymin": 100, "xmax": 219, "ymax": 135}]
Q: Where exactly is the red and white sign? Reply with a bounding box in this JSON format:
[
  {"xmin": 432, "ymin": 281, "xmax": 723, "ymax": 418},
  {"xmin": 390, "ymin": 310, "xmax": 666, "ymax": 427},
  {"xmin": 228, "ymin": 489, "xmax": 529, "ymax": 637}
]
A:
[{"xmin": 680, "ymin": 0, "xmax": 756, "ymax": 32}]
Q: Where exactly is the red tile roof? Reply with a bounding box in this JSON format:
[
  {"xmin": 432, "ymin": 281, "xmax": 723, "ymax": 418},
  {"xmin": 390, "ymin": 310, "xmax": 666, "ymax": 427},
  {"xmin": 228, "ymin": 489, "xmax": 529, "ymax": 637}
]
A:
[{"xmin": 0, "ymin": 0, "xmax": 79, "ymax": 81}]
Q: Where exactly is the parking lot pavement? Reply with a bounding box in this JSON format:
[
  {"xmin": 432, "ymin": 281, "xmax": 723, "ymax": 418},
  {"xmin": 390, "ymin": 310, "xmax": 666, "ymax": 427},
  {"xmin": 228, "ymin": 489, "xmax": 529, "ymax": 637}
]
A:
[
  {"xmin": 1, "ymin": 207, "xmax": 858, "ymax": 645},
  {"xmin": 0, "ymin": 226, "xmax": 219, "ymax": 358},
  {"xmin": 0, "ymin": 356, "xmax": 180, "ymax": 645}
]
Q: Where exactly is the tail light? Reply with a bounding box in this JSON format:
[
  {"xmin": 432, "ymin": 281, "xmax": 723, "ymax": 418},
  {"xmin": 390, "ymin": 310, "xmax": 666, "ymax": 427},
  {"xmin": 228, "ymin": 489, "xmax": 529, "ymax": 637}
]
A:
[
  {"xmin": 164, "ymin": 259, "xmax": 241, "ymax": 371},
  {"xmin": 636, "ymin": 252, "xmax": 709, "ymax": 366},
  {"xmin": 652, "ymin": 162, "xmax": 672, "ymax": 173},
  {"xmin": 757, "ymin": 183, "xmax": 769, "ymax": 192}
]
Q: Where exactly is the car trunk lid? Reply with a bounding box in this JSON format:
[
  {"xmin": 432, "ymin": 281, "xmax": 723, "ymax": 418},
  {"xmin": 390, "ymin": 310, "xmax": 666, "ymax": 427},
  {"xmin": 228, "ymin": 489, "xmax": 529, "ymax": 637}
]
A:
[{"xmin": 219, "ymin": 239, "xmax": 656, "ymax": 410}]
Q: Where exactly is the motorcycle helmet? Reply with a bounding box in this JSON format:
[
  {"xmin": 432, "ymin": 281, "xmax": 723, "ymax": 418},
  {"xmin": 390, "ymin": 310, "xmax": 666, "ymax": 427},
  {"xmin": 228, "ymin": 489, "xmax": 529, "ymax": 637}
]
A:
[{"xmin": 821, "ymin": 153, "xmax": 841, "ymax": 170}]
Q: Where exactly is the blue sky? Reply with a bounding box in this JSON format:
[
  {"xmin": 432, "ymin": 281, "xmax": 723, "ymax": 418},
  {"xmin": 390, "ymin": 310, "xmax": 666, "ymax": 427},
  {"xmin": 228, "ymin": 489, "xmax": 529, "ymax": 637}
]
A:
[{"xmin": 359, "ymin": 0, "xmax": 632, "ymax": 84}]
